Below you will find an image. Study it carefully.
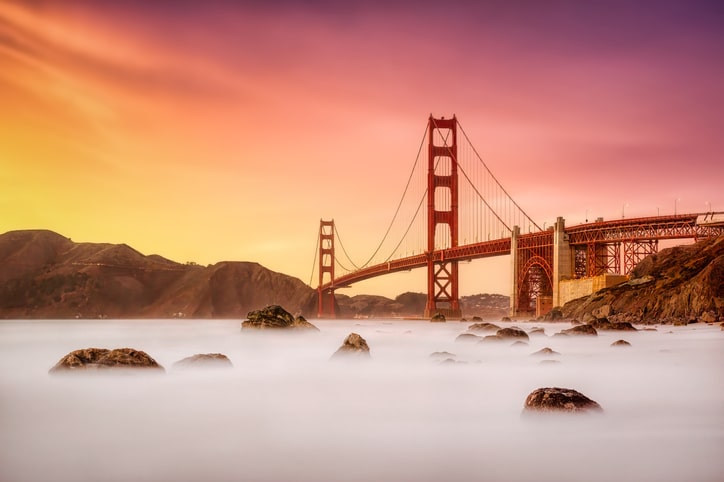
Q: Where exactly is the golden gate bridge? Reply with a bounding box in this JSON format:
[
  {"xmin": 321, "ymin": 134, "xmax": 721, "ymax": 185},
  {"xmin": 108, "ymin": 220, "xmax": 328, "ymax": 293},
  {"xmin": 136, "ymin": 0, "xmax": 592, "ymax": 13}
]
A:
[{"xmin": 311, "ymin": 115, "xmax": 724, "ymax": 319}]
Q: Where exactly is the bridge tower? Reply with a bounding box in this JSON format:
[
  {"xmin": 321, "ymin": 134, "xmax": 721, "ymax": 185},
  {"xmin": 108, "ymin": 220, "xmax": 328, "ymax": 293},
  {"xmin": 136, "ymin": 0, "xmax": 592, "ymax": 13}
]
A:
[
  {"xmin": 424, "ymin": 115, "xmax": 462, "ymax": 319},
  {"xmin": 317, "ymin": 219, "xmax": 336, "ymax": 318}
]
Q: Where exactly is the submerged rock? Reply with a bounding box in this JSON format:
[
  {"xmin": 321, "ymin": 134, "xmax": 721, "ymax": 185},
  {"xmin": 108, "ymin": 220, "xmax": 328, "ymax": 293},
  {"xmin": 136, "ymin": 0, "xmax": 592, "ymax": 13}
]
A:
[
  {"xmin": 173, "ymin": 353, "xmax": 233, "ymax": 370},
  {"xmin": 529, "ymin": 327, "xmax": 546, "ymax": 336},
  {"xmin": 610, "ymin": 339, "xmax": 631, "ymax": 347},
  {"xmin": 241, "ymin": 305, "xmax": 319, "ymax": 331},
  {"xmin": 468, "ymin": 322, "xmax": 500, "ymax": 333},
  {"xmin": 455, "ymin": 333, "xmax": 481, "ymax": 343},
  {"xmin": 523, "ymin": 387, "xmax": 603, "ymax": 414},
  {"xmin": 471, "ymin": 316, "xmax": 483, "ymax": 322},
  {"xmin": 496, "ymin": 327, "xmax": 529, "ymax": 341},
  {"xmin": 530, "ymin": 347, "xmax": 560, "ymax": 357},
  {"xmin": 49, "ymin": 347, "xmax": 164, "ymax": 373},
  {"xmin": 331, "ymin": 333, "xmax": 371, "ymax": 359},
  {"xmin": 561, "ymin": 324, "xmax": 598, "ymax": 336},
  {"xmin": 429, "ymin": 351, "xmax": 456, "ymax": 359},
  {"xmin": 430, "ymin": 312, "xmax": 446, "ymax": 322}
]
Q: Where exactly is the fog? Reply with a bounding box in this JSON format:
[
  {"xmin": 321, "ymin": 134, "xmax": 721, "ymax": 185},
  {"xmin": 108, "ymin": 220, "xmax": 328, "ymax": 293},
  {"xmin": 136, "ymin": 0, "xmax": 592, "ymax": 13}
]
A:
[{"xmin": 1, "ymin": 319, "xmax": 722, "ymax": 482}]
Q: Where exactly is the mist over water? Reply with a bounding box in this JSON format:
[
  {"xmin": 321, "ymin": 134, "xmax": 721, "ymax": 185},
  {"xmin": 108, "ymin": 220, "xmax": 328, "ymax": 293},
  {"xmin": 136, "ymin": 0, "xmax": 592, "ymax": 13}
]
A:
[{"xmin": 1, "ymin": 319, "xmax": 722, "ymax": 482}]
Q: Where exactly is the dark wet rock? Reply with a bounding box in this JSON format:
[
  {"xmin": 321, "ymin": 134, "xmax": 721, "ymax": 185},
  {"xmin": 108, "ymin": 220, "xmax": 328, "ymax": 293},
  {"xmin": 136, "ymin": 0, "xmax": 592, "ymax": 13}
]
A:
[
  {"xmin": 430, "ymin": 312, "xmax": 446, "ymax": 322},
  {"xmin": 331, "ymin": 333, "xmax": 370, "ymax": 359},
  {"xmin": 468, "ymin": 322, "xmax": 500, "ymax": 333},
  {"xmin": 496, "ymin": 327, "xmax": 529, "ymax": 341},
  {"xmin": 544, "ymin": 308, "xmax": 564, "ymax": 321},
  {"xmin": 531, "ymin": 347, "xmax": 560, "ymax": 357},
  {"xmin": 471, "ymin": 316, "xmax": 483, "ymax": 322},
  {"xmin": 643, "ymin": 328, "xmax": 657, "ymax": 332},
  {"xmin": 561, "ymin": 324, "xmax": 598, "ymax": 336},
  {"xmin": 459, "ymin": 318, "xmax": 467, "ymax": 322},
  {"xmin": 611, "ymin": 339, "xmax": 631, "ymax": 347},
  {"xmin": 589, "ymin": 319, "xmax": 637, "ymax": 331},
  {"xmin": 529, "ymin": 327, "xmax": 546, "ymax": 336},
  {"xmin": 480, "ymin": 334, "xmax": 503, "ymax": 343},
  {"xmin": 455, "ymin": 333, "xmax": 481, "ymax": 343},
  {"xmin": 523, "ymin": 387, "xmax": 603, "ymax": 414},
  {"xmin": 49, "ymin": 347, "xmax": 164, "ymax": 373},
  {"xmin": 241, "ymin": 305, "xmax": 319, "ymax": 331},
  {"xmin": 552, "ymin": 332, "xmax": 569, "ymax": 338},
  {"xmin": 172, "ymin": 353, "xmax": 233, "ymax": 370},
  {"xmin": 501, "ymin": 316, "xmax": 512, "ymax": 322},
  {"xmin": 429, "ymin": 351, "xmax": 456, "ymax": 359}
]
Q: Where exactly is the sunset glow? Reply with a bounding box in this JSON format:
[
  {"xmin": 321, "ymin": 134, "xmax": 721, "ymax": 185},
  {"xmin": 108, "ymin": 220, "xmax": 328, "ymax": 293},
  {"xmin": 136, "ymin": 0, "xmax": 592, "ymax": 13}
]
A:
[{"xmin": 2, "ymin": 1, "xmax": 722, "ymax": 296}]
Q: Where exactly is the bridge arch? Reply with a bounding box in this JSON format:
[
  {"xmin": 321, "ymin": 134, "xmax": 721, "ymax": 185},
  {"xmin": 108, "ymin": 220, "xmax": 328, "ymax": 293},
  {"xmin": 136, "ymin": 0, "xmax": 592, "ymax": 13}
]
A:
[{"xmin": 517, "ymin": 255, "xmax": 553, "ymax": 315}]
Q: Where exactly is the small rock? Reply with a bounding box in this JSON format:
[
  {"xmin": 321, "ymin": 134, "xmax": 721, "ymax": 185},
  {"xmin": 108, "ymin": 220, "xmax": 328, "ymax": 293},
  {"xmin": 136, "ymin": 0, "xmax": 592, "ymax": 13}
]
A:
[
  {"xmin": 172, "ymin": 353, "xmax": 233, "ymax": 370},
  {"xmin": 480, "ymin": 334, "xmax": 503, "ymax": 343},
  {"xmin": 501, "ymin": 316, "xmax": 512, "ymax": 322},
  {"xmin": 561, "ymin": 324, "xmax": 598, "ymax": 336},
  {"xmin": 544, "ymin": 309, "xmax": 563, "ymax": 321},
  {"xmin": 610, "ymin": 340, "xmax": 631, "ymax": 347},
  {"xmin": 496, "ymin": 327, "xmax": 529, "ymax": 341},
  {"xmin": 529, "ymin": 327, "xmax": 546, "ymax": 336},
  {"xmin": 471, "ymin": 316, "xmax": 483, "ymax": 322},
  {"xmin": 530, "ymin": 347, "xmax": 560, "ymax": 356},
  {"xmin": 430, "ymin": 313, "xmax": 446, "ymax": 322},
  {"xmin": 468, "ymin": 322, "xmax": 500, "ymax": 333},
  {"xmin": 49, "ymin": 348, "xmax": 164, "ymax": 373},
  {"xmin": 429, "ymin": 351, "xmax": 456, "ymax": 359},
  {"xmin": 455, "ymin": 333, "xmax": 481, "ymax": 343},
  {"xmin": 511, "ymin": 340, "xmax": 528, "ymax": 347},
  {"xmin": 523, "ymin": 387, "xmax": 603, "ymax": 414},
  {"xmin": 331, "ymin": 333, "xmax": 371, "ymax": 359}
]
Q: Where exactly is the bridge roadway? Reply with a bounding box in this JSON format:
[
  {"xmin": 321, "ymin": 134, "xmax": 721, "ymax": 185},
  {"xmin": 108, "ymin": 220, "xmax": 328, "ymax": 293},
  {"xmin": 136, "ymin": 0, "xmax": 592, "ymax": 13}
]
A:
[{"xmin": 320, "ymin": 212, "xmax": 724, "ymax": 292}]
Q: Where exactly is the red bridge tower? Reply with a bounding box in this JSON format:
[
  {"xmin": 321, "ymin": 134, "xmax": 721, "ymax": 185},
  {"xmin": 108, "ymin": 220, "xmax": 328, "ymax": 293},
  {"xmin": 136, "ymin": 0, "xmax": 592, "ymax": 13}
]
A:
[{"xmin": 424, "ymin": 115, "xmax": 462, "ymax": 318}]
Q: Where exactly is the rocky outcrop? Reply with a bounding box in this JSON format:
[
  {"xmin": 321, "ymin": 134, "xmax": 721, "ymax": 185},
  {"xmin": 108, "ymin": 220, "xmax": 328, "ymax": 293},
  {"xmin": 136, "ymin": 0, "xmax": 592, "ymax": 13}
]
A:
[
  {"xmin": 0, "ymin": 230, "xmax": 317, "ymax": 319},
  {"xmin": 430, "ymin": 313, "xmax": 446, "ymax": 322},
  {"xmin": 49, "ymin": 347, "xmax": 164, "ymax": 373},
  {"xmin": 172, "ymin": 353, "xmax": 233, "ymax": 370},
  {"xmin": 331, "ymin": 333, "xmax": 370, "ymax": 359},
  {"xmin": 611, "ymin": 339, "xmax": 631, "ymax": 347},
  {"xmin": 523, "ymin": 387, "xmax": 603, "ymax": 414},
  {"xmin": 241, "ymin": 305, "xmax": 319, "ymax": 331},
  {"xmin": 589, "ymin": 319, "xmax": 637, "ymax": 331},
  {"xmin": 496, "ymin": 327, "xmax": 529, "ymax": 341},
  {"xmin": 561, "ymin": 236, "xmax": 724, "ymax": 324}
]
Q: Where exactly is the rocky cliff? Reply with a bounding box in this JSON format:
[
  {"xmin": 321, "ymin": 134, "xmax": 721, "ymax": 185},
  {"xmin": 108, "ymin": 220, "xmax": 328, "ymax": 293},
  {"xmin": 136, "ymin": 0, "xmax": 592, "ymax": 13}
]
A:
[
  {"xmin": 560, "ymin": 236, "xmax": 723, "ymax": 324},
  {"xmin": 0, "ymin": 230, "xmax": 316, "ymax": 319}
]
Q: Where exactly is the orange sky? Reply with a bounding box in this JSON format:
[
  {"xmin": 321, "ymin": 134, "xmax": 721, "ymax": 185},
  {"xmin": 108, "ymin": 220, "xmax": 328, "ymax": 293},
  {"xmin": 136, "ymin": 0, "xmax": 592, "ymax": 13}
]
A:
[{"xmin": 2, "ymin": 1, "xmax": 723, "ymax": 297}]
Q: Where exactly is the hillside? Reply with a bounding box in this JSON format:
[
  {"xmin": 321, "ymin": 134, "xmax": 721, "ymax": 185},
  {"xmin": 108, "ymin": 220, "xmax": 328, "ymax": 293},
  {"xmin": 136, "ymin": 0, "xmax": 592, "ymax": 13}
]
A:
[
  {"xmin": 0, "ymin": 230, "xmax": 316, "ymax": 319},
  {"xmin": 560, "ymin": 236, "xmax": 723, "ymax": 324}
]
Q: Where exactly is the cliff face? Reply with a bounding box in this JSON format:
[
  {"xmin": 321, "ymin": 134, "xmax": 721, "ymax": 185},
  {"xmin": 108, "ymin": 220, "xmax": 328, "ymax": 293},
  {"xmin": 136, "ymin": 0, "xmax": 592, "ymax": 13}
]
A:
[
  {"xmin": 0, "ymin": 230, "xmax": 316, "ymax": 319},
  {"xmin": 561, "ymin": 236, "xmax": 723, "ymax": 324}
]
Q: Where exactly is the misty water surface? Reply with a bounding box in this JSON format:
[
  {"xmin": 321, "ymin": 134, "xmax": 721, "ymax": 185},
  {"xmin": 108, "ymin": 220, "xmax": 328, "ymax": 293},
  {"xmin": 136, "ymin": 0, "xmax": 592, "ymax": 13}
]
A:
[{"xmin": 1, "ymin": 319, "xmax": 722, "ymax": 482}]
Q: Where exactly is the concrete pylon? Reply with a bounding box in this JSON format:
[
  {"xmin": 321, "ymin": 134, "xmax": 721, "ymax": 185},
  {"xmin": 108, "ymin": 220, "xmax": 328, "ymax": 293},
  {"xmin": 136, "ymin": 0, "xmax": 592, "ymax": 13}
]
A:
[
  {"xmin": 552, "ymin": 217, "xmax": 573, "ymax": 307},
  {"xmin": 510, "ymin": 225, "xmax": 519, "ymax": 316}
]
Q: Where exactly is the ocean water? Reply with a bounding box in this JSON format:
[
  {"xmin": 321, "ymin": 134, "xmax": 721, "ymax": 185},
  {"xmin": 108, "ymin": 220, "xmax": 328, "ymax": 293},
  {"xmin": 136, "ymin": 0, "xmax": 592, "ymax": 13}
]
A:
[{"xmin": 0, "ymin": 318, "xmax": 722, "ymax": 482}]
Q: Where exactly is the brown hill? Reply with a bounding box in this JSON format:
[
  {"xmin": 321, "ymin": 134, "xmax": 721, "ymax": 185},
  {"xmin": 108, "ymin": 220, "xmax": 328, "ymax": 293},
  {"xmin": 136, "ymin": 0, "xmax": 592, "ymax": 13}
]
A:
[
  {"xmin": 0, "ymin": 230, "xmax": 316, "ymax": 319},
  {"xmin": 335, "ymin": 291, "xmax": 509, "ymax": 318},
  {"xmin": 560, "ymin": 236, "xmax": 723, "ymax": 324}
]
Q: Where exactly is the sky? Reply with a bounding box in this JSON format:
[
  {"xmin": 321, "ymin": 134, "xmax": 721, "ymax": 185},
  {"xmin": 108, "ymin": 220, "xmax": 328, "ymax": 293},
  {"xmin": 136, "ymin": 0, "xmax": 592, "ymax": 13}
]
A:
[{"xmin": 1, "ymin": 0, "xmax": 723, "ymax": 298}]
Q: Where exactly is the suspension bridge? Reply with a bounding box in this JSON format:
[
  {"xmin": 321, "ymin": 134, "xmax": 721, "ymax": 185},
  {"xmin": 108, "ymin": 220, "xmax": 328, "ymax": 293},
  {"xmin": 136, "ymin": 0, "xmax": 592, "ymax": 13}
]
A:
[{"xmin": 311, "ymin": 115, "xmax": 724, "ymax": 319}]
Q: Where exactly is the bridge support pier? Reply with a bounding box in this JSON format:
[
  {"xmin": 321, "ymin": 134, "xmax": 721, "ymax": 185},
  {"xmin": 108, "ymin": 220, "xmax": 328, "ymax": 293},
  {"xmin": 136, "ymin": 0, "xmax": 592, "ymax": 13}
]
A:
[
  {"xmin": 509, "ymin": 226, "xmax": 519, "ymax": 317},
  {"xmin": 552, "ymin": 216, "xmax": 573, "ymax": 308},
  {"xmin": 317, "ymin": 219, "xmax": 336, "ymax": 318}
]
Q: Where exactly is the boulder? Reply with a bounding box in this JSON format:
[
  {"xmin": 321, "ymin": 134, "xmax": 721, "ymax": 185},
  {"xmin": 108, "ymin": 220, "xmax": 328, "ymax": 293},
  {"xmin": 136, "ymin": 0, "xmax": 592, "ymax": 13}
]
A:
[
  {"xmin": 561, "ymin": 324, "xmax": 598, "ymax": 336},
  {"xmin": 501, "ymin": 316, "xmax": 512, "ymax": 322},
  {"xmin": 49, "ymin": 347, "xmax": 164, "ymax": 373},
  {"xmin": 331, "ymin": 333, "xmax": 371, "ymax": 359},
  {"xmin": 468, "ymin": 322, "xmax": 500, "ymax": 333},
  {"xmin": 530, "ymin": 347, "xmax": 560, "ymax": 356},
  {"xmin": 241, "ymin": 305, "xmax": 319, "ymax": 331},
  {"xmin": 523, "ymin": 387, "xmax": 603, "ymax": 414},
  {"xmin": 529, "ymin": 327, "xmax": 546, "ymax": 336},
  {"xmin": 430, "ymin": 312, "xmax": 446, "ymax": 322},
  {"xmin": 480, "ymin": 334, "xmax": 503, "ymax": 343},
  {"xmin": 172, "ymin": 353, "xmax": 233, "ymax": 370},
  {"xmin": 471, "ymin": 316, "xmax": 483, "ymax": 322},
  {"xmin": 611, "ymin": 339, "xmax": 631, "ymax": 347},
  {"xmin": 544, "ymin": 309, "xmax": 564, "ymax": 321},
  {"xmin": 590, "ymin": 318, "xmax": 637, "ymax": 331},
  {"xmin": 455, "ymin": 333, "xmax": 481, "ymax": 343},
  {"xmin": 495, "ymin": 327, "xmax": 529, "ymax": 341}
]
